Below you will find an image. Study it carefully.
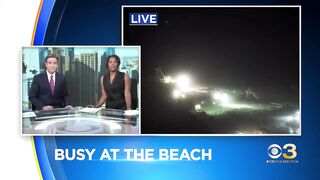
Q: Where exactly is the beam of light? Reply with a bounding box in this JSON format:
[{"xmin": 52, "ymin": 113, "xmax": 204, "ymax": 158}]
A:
[
  {"xmin": 285, "ymin": 111, "xmax": 299, "ymax": 122},
  {"xmin": 275, "ymin": 110, "xmax": 300, "ymax": 123},
  {"xmin": 175, "ymin": 74, "xmax": 191, "ymax": 90},
  {"xmin": 221, "ymin": 103, "xmax": 255, "ymax": 109}
]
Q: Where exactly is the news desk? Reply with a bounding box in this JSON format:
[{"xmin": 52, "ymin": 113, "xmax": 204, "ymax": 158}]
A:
[{"xmin": 22, "ymin": 107, "xmax": 139, "ymax": 135}]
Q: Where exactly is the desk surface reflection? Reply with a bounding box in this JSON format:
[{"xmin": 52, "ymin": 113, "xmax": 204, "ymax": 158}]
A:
[{"xmin": 22, "ymin": 107, "xmax": 139, "ymax": 135}]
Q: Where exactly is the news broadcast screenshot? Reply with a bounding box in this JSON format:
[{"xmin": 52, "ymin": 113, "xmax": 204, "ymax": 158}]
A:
[{"xmin": 1, "ymin": 0, "xmax": 319, "ymax": 179}]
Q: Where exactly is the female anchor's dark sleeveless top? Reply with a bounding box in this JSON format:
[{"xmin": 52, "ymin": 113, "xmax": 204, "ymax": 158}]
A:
[{"xmin": 103, "ymin": 71, "xmax": 126, "ymax": 110}]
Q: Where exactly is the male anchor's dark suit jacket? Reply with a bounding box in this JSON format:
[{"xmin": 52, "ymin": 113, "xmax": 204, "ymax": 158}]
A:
[{"xmin": 29, "ymin": 72, "xmax": 69, "ymax": 110}]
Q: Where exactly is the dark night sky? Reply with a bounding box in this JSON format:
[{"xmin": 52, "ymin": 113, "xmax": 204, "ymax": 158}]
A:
[{"xmin": 124, "ymin": 7, "xmax": 299, "ymax": 90}]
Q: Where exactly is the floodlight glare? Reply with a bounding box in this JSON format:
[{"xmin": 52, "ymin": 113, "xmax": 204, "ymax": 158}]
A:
[
  {"xmin": 163, "ymin": 76, "xmax": 174, "ymax": 83},
  {"xmin": 213, "ymin": 91, "xmax": 230, "ymax": 104},
  {"xmin": 173, "ymin": 90, "xmax": 181, "ymax": 99},
  {"xmin": 195, "ymin": 104, "xmax": 201, "ymax": 112},
  {"xmin": 287, "ymin": 111, "xmax": 300, "ymax": 122},
  {"xmin": 220, "ymin": 93, "xmax": 230, "ymax": 104},
  {"xmin": 287, "ymin": 116, "xmax": 294, "ymax": 121},
  {"xmin": 176, "ymin": 74, "xmax": 191, "ymax": 90},
  {"xmin": 213, "ymin": 92, "xmax": 222, "ymax": 100},
  {"xmin": 282, "ymin": 111, "xmax": 300, "ymax": 122}
]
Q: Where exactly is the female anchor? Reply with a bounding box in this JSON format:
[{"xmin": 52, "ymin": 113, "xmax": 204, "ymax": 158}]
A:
[{"xmin": 90, "ymin": 55, "xmax": 131, "ymax": 110}]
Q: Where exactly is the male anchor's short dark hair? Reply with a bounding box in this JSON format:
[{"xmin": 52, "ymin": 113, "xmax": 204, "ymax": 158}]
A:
[
  {"xmin": 106, "ymin": 55, "xmax": 121, "ymax": 69},
  {"xmin": 45, "ymin": 54, "xmax": 59, "ymax": 63}
]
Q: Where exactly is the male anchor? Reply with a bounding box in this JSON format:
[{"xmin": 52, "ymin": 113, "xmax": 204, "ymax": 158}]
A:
[{"xmin": 29, "ymin": 54, "xmax": 72, "ymax": 110}]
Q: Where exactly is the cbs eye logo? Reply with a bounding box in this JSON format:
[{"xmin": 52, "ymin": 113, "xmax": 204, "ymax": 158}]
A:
[{"xmin": 267, "ymin": 144, "xmax": 297, "ymax": 159}]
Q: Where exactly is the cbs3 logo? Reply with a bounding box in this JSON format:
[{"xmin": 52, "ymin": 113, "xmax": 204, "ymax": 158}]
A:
[{"xmin": 267, "ymin": 144, "xmax": 297, "ymax": 159}]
